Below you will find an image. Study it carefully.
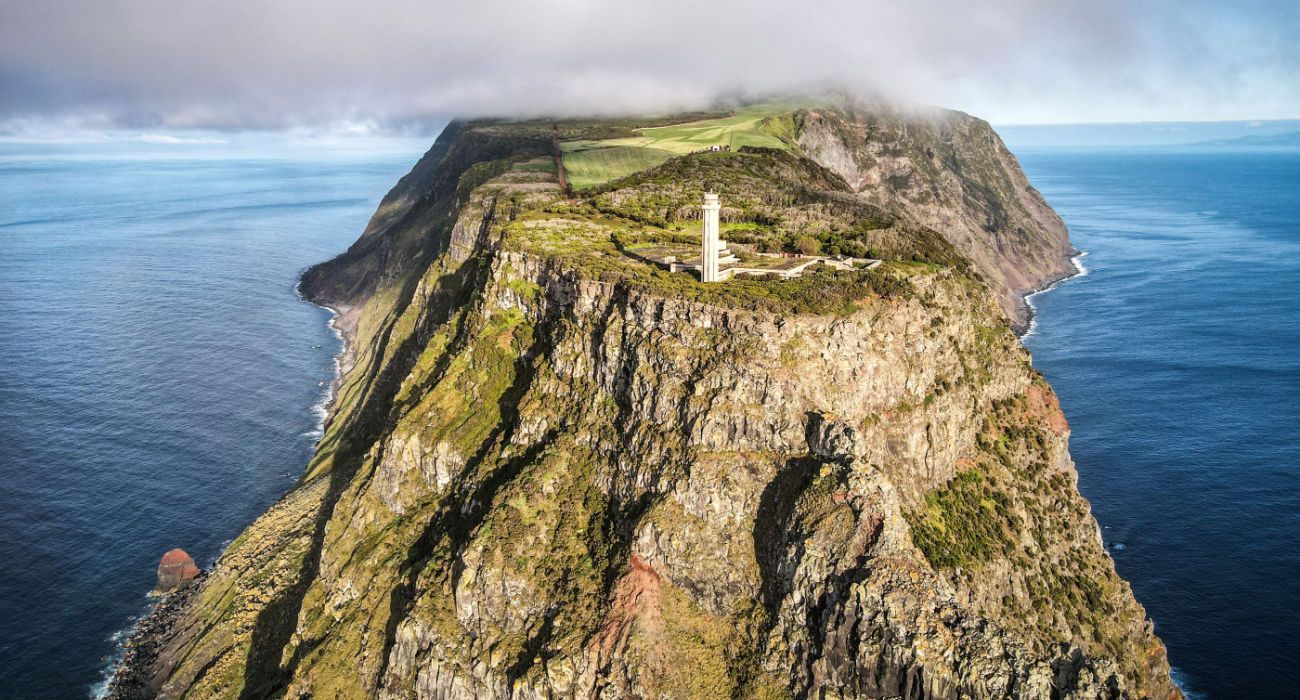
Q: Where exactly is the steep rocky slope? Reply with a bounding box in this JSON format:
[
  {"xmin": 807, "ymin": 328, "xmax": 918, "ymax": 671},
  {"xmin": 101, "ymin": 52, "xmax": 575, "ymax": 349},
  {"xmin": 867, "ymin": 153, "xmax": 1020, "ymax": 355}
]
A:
[
  {"xmin": 795, "ymin": 101, "xmax": 1075, "ymax": 329},
  {"xmin": 109, "ymin": 103, "xmax": 1176, "ymax": 700}
]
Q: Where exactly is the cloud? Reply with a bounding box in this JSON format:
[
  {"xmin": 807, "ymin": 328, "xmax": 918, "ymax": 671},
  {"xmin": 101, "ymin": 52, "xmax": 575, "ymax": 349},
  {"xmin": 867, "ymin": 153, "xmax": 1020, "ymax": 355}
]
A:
[
  {"xmin": 135, "ymin": 133, "xmax": 226, "ymax": 145},
  {"xmin": 0, "ymin": 0, "xmax": 1296, "ymax": 132}
]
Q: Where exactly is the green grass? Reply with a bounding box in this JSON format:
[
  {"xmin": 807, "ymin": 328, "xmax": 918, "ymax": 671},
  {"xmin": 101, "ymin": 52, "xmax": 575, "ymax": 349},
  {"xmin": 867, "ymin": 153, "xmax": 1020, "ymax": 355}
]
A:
[
  {"xmin": 512, "ymin": 156, "xmax": 556, "ymax": 174},
  {"xmin": 559, "ymin": 103, "xmax": 808, "ymax": 190},
  {"xmin": 561, "ymin": 145, "xmax": 675, "ymax": 190},
  {"xmin": 605, "ymin": 104, "xmax": 795, "ymax": 154},
  {"xmin": 905, "ymin": 469, "xmax": 1018, "ymax": 569}
]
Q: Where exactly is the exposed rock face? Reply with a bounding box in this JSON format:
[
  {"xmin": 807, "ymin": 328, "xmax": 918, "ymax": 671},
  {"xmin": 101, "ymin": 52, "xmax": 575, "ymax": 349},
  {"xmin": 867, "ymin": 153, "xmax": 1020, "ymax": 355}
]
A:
[
  {"xmin": 796, "ymin": 101, "xmax": 1076, "ymax": 330},
  {"xmin": 109, "ymin": 104, "xmax": 1178, "ymax": 699},
  {"xmin": 108, "ymin": 576, "xmax": 202, "ymax": 699},
  {"xmin": 153, "ymin": 549, "xmax": 199, "ymax": 594}
]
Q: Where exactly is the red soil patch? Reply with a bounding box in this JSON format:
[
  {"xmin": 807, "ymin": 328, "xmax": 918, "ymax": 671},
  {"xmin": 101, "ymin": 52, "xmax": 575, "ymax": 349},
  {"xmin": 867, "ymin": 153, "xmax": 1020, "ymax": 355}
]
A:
[
  {"xmin": 590, "ymin": 555, "xmax": 663, "ymax": 659},
  {"xmin": 1025, "ymin": 385, "xmax": 1070, "ymax": 434}
]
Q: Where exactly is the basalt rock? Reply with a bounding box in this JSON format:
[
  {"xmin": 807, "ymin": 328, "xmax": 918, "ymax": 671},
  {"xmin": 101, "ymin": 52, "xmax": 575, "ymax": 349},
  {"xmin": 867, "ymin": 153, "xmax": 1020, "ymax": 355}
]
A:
[{"xmin": 795, "ymin": 100, "xmax": 1076, "ymax": 331}]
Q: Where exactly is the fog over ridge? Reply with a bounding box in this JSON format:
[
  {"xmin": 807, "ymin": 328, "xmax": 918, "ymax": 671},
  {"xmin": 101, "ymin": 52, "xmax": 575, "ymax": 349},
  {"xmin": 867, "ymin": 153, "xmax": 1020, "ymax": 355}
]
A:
[{"xmin": 1, "ymin": 0, "xmax": 1297, "ymax": 135}]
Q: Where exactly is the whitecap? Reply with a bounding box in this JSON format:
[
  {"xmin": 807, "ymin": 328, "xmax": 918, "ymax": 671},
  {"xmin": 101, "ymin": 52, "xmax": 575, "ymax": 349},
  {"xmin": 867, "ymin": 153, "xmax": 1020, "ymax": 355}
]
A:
[
  {"xmin": 1020, "ymin": 250, "xmax": 1089, "ymax": 340},
  {"xmin": 1169, "ymin": 667, "xmax": 1207, "ymax": 699},
  {"xmin": 87, "ymin": 603, "xmax": 151, "ymax": 699},
  {"xmin": 295, "ymin": 283, "xmax": 347, "ymax": 442},
  {"xmin": 306, "ymin": 308, "xmax": 346, "ymax": 441}
]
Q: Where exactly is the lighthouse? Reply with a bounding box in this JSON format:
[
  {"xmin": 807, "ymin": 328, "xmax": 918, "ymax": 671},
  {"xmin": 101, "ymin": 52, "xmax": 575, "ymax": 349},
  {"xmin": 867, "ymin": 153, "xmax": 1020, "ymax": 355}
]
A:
[{"xmin": 701, "ymin": 192, "xmax": 722, "ymax": 282}]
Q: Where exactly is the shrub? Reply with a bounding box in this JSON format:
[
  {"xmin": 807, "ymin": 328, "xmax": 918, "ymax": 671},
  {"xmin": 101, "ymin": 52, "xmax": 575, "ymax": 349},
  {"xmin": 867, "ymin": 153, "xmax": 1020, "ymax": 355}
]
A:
[
  {"xmin": 794, "ymin": 236, "xmax": 821, "ymax": 255},
  {"xmin": 905, "ymin": 469, "xmax": 1017, "ymax": 569}
]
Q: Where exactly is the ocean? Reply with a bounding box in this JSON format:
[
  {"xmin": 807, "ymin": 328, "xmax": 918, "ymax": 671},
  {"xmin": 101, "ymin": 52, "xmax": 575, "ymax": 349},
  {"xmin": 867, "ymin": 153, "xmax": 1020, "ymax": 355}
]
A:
[
  {"xmin": 0, "ymin": 139, "xmax": 1295, "ymax": 699},
  {"xmin": 0, "ymin": 140, "xmax": 424, "ymax": 698},
  {"xmin": 1016, "ymin": 147, "xmax": 1300, "ymax": 699}
]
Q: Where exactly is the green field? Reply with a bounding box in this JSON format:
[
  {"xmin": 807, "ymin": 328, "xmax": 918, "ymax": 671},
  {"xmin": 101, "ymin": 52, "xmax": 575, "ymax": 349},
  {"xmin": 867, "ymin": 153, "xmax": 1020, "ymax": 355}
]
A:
[
  {"xmin": 560, "ymin": 103, "xmax": 805, "ymax": 190},
  {"xmin": 512, "ymin": 156, "xmax": 557, "ymax": 174},
  {"xmin": 602, "ymin": 103, "xmax": 799, "ymax": 154},
  {"xmin": 560, "ymin": 145, "xmax": 675, "ymax": 190}
]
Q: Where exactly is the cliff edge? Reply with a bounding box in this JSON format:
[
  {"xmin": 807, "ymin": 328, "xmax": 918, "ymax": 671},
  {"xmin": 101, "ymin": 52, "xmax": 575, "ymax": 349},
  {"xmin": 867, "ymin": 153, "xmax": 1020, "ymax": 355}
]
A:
[
  {"xmin": 795, "ymin": 102, "xmax": 1076, "ymax": 330},
  {"xmin": 108, "ymin": 100, "xmax": 1176, "ymax": 700}
]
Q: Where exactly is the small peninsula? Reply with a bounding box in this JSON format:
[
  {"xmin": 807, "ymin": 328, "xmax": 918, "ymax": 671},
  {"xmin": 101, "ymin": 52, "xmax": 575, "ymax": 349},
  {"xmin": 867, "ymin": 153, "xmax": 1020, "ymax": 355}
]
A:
[{"xmin": 108, "ymin": 97, "xmax": 1178, "ymax": 699}]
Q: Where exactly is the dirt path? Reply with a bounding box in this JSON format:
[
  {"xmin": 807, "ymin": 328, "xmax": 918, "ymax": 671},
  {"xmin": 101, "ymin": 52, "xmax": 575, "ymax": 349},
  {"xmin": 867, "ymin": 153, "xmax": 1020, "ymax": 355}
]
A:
[{"xmin": 551, "ymin": 125, "xmax": 573, "ymax": 198}]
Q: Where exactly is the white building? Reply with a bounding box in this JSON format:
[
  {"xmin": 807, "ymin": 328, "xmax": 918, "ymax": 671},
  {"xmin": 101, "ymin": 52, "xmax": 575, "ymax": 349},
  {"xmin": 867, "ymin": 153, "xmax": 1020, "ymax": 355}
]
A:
[
  {"xmin": 659, "ymin": 192, "xmax": 884, "ymax": 282},
  {"xmin": 700, "ymin": 192, "xmax": 734, "ymax": 282}
]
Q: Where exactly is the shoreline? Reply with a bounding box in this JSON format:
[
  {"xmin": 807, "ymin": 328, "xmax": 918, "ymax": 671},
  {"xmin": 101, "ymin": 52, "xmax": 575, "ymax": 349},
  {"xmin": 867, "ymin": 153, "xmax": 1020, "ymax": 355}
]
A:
[
  {"xmin": 102, "ymin": 277, "xmax": 354, "ymax": 698},
  {"xmin": 1019, "ymin": 250, "xmax": 1090, "ymax": 340},
  {"xmin": 102, "ymin": 576, "xmax": 204, "ymax": 699},
  {"xmin": 294, "ymin": 277, "xmax": 357, "ymax": 440},
  {"xmin": 1013, "ymin": 247, "xmax": 1198, "ymax": 699}
]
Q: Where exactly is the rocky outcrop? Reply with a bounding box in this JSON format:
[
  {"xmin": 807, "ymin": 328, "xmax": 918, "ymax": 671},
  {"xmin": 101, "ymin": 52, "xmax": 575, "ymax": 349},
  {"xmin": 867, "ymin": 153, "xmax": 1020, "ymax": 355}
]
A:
[
  {"xmin": 108, "ymin": 576, "xmax": 202, "ymax": 700},
  {"xmin": 796, "ymin": 101, "xmax": 1076, "ymax": 330},
  {"xmin": 109, "ymin": 106, "xmax": 1178, "ymax": 699},
  {"xmin": 152, "ymin": 549, "xmax": 199, "ymax": 594}
]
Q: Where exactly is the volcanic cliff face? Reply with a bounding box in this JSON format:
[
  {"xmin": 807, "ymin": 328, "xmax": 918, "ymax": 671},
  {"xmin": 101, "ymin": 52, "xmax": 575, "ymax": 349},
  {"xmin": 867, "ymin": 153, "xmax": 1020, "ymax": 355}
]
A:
[
  {"xmin": 109, "ymin": 102, "xmax": 1176, "ymax": 700},
  {"xmin": 795, "ymin": 102, "xmax": 1075, "ymax": 329}
]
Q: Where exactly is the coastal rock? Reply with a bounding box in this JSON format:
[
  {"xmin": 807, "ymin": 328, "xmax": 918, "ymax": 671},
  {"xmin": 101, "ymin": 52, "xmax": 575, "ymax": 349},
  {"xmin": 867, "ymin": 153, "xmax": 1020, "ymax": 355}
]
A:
[
  {"xmin": 153, "ymin": 549, "xmax": 199, "ymax": 594},
  {"xmin": 796, "ymin": 101, "xmax": 1077, "ymax": 330},
  {"xmin": 110, "ymin": 104, "xmax": 1179, "ymax": 700}
]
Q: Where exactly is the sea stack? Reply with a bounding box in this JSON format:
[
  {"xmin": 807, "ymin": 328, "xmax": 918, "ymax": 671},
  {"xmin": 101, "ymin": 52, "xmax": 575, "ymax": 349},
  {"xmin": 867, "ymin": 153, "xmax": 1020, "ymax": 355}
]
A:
[{"xmin": 153, "ymin": 548, "xmax": 199, "ymax": 594}]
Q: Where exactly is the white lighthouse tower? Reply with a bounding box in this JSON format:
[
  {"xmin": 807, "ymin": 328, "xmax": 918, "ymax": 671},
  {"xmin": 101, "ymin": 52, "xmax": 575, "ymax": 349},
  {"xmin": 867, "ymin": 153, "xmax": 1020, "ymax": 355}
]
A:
[{"xmin": 701, "ymin": 192, "xmax": 723, "ymax": 282}]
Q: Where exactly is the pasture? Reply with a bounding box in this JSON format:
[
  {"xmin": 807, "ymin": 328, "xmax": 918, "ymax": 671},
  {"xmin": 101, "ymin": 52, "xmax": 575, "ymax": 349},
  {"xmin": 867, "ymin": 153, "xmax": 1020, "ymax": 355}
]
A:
[
  {"xmin": 559, "ymin": 103, "xmax": 806, "ymax": 190},
  {"xmin": 560, "ymin": 145, "xmax": 675, "ymax": 190}
]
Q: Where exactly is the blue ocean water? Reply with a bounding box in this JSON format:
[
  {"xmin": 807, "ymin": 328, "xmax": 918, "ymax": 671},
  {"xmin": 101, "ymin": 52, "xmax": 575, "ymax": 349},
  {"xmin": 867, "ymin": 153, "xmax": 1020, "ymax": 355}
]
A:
[
  {"xmin": 0, "ymin": 141, "xmax": 421, "ymax": 698},
  {"xmin": 1017, "ymin": 148, "xmax": 1300, "ymax": 699}
]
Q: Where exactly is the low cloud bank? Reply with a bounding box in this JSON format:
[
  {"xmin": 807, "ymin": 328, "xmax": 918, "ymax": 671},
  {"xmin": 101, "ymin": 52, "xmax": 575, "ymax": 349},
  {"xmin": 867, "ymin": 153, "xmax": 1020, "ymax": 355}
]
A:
[{"xmin": 1, "ymin": 0, "xmax": 1296, "ymax": 134}]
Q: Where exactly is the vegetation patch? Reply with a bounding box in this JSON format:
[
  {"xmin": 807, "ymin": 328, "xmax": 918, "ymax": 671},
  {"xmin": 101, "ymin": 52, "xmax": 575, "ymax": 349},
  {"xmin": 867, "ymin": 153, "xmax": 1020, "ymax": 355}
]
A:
[
  {"xmin": 558, "ymin": 103, "xmax": 807, "ymax": 190},
  {"xmin": 603, "ymin": 103, "xmax": 803, "ymax": 154},
  {"xmin": 643, "ymin": 584, "xmax": 735, "ymax": 699},
  {"xmin": 906, "ymin": 468, "xmax": 1018, "ymax": 568},
  {"xmin": 561, "ymin": 145, "xmax": 675, "ymax": 190},
  {"xmin": 511, "ymin": 156, "xmax": 556, "ymax": 174}
]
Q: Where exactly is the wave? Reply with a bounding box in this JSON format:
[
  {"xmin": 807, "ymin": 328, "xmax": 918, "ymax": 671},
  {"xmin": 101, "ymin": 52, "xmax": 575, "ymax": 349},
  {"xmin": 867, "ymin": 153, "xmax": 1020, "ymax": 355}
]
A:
[
  {"xmin": 157, "ymin": 198, "xmax": 367, "ymax": 222},
  {"xmin": 0, "ymin": 214, "xmax": 82, "ymax": 229},
  {"xmin": 295, "ymin": 280, "xmax": 346, "ymax": 442},
  {"xmin": 305, "ymin": 312, "xmax": 345, "ymax": 441},
  {"xmin": 1020, "ymin": 251, "xmax": 1089, "ymax": 340},
  {"xmin": 1169, "ymin": 667, "xmax": 1206, "ymax": 700},
  {"xmin": 89, "ymin": 600, "xmax": 153, "ymax": 699}
]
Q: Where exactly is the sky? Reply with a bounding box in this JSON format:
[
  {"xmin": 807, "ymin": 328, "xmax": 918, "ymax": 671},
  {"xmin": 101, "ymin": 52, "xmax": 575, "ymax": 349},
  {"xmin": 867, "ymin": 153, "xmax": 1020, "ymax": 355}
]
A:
[{"xmin": 1, "ymin": 0, "xmax": 1297, "ymax": 140}]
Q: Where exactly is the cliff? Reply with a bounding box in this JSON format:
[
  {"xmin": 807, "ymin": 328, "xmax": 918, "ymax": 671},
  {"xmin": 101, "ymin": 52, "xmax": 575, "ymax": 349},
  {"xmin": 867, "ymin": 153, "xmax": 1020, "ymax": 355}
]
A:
[
  {"xmin": 794, "ymin": 101, "xmax": 1075, "ymax": 329},
  {"xmin": 108, "ymin": 101, "xmax": 1176, "ymax": 700}
]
